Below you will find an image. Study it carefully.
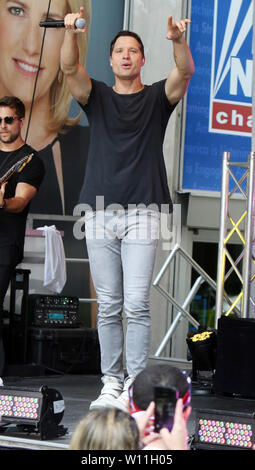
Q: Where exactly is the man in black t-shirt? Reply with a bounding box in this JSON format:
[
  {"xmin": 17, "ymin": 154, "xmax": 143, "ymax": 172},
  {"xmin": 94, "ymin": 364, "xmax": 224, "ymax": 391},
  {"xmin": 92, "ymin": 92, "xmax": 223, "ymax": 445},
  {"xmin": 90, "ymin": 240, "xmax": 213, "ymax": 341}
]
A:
[
  {"xmin": 0, "ymin": 96, "xmax": 45, "ymax": 375},
  {"xmin": 61, "ymin": 10, "xmax": 194, "ymax": 410}
]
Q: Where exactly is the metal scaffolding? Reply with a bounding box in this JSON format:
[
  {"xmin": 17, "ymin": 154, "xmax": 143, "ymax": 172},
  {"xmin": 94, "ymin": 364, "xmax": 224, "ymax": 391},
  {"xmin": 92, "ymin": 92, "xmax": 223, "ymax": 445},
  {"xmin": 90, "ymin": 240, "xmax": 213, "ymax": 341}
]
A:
[
  {"xmin": 151, "ymin": 151, "xmax": 255, "ymax": 363},
  {"xmin": 215, "ymin": 151, "xmax": 255, "ymax": 325}
]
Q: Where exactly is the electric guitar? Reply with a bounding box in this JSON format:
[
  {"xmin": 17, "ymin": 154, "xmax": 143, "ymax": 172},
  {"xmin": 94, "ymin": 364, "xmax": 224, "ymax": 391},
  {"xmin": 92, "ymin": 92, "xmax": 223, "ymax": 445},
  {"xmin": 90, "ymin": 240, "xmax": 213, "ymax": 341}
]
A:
[{"xmin": 0, "ymin": 153, "xmax": 33, "ymax": 185}]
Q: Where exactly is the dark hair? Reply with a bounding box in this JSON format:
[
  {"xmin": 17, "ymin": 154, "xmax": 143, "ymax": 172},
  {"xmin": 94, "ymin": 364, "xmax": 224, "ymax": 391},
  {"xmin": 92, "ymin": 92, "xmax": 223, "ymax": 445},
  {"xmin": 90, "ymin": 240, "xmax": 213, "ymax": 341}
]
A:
[
  {"xmin": 132, "ymin": 364, "xmax": 191, "ymax": 410},
  {"xmin": 110, "ymin": 30, "xmax": 145, "ymax": 58},
  {"xmin": 0, "ymin": 96, "xmax": 25, "ymax": 119}
]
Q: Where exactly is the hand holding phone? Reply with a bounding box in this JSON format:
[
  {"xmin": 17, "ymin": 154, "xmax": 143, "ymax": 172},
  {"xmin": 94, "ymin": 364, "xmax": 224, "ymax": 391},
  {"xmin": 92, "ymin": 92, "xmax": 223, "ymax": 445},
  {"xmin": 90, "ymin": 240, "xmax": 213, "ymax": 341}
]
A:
[{"xmin": 154, "ymin": 385, "xmax": 179, "ymax": 433}]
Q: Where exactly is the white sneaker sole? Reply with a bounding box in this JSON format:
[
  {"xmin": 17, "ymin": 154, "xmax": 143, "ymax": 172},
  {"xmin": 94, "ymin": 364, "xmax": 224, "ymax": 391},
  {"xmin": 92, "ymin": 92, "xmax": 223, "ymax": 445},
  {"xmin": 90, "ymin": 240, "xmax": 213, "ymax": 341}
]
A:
[{"xmin": 89, "ymin": 395, "xmax": 119, "ymax": 410}]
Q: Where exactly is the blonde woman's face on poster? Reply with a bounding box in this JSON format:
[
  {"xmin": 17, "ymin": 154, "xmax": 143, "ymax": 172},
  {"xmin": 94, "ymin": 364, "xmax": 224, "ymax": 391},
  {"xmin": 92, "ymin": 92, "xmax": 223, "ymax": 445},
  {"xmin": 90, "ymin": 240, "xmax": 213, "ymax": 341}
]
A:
[{"xmin": 0, "ymin": 0, "xmax": 68, "ymax": 105}]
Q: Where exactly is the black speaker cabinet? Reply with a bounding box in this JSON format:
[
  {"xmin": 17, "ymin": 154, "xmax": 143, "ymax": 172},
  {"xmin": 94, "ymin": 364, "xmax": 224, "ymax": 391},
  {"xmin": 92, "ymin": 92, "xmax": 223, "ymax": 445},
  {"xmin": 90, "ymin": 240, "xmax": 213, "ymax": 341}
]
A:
[
  {"xmin": 27, "ymin": 327, "xmax": 101, "ymax": 375},
  {"xmin": 214, "ymin": 316, "xmax": 255, "ymax": 397}
]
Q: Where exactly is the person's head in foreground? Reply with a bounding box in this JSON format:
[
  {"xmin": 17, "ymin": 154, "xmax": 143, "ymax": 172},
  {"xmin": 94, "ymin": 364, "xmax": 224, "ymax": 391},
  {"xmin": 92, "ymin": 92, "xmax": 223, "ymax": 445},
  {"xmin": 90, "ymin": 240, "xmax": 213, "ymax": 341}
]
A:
[
  {"xmin": 69, "ymin": 407, "xmax": 140, "ymax": 450},
  {"xmin": 129, "ymin": 363, "xmax": 191, "ymax": 416},
  {"xmin": 128, "ymin": 364, "xmax": 192, "ymax": 450}
]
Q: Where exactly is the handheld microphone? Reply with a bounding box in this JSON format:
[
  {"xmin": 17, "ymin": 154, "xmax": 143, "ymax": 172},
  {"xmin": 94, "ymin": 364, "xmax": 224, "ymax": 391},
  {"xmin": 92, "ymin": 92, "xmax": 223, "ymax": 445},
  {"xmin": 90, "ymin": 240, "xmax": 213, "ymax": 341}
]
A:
[{"xmin": 39, "ymin": 18, "xmax": 86, "ymax": 29}]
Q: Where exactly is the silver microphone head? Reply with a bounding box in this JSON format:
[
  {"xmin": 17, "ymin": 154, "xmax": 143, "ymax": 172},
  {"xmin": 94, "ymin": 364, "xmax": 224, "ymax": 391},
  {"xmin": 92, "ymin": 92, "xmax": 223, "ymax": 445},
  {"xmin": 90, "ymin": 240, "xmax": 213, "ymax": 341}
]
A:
[{"xmin": 75, "ymin": 18, "xmax": 86, "ymax": 29}]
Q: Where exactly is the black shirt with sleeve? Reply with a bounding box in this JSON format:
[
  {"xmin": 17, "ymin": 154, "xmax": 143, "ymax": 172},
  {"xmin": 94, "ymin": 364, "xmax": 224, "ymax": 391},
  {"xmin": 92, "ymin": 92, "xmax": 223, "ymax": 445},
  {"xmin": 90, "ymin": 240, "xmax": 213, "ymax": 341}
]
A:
[
  {"xmin": 0, "ymin": 144, "xmax": 45, "ymax": 265},
  {"xmin": 78, "ymin": 79, "xmax": 177, "ymax": 213}
]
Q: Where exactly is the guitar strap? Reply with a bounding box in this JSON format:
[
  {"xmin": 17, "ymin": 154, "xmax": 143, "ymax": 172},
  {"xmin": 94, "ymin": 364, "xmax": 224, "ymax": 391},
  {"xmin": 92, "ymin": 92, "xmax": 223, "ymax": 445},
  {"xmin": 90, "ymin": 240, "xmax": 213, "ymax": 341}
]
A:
[{"xmin": 0, "ymin": 152, "xmax": 13, "ymax": 175}]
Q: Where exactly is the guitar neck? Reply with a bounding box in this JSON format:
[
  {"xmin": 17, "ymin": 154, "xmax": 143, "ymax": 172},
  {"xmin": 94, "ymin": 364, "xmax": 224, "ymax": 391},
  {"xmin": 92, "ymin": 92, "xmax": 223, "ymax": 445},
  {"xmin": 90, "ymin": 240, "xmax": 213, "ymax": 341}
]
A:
[
  {"xmin": 0, "ymin": 154, "xmax": 33, "ymax": 185},
  {"xmin": 0, "ymin": 167, "xmax": 15, "ymax": 185}
]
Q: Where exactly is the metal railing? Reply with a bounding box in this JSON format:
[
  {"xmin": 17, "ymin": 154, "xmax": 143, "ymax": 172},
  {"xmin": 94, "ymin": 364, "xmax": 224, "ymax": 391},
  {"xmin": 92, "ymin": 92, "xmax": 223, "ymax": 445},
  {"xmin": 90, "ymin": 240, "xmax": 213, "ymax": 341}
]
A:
[{"xmin": 151, "ymin": 244, "xmax": 218, "ymax": 364}]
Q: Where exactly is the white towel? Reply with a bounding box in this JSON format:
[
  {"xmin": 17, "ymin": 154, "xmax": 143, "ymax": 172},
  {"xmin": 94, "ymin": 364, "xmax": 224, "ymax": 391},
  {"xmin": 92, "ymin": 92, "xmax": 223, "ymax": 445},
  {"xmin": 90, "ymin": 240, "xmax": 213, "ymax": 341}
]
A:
[{"xmin": 37, "ymin": 225, "xmax": 66, "ymax": 293}]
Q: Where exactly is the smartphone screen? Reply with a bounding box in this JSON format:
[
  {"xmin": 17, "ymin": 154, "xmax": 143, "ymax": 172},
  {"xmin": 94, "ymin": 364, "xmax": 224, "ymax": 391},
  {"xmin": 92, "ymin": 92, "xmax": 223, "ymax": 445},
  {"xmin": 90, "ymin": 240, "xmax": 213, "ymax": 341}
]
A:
[{"xmin": 154, "ymin": 385, "xmax": 179, "ymax": 432}]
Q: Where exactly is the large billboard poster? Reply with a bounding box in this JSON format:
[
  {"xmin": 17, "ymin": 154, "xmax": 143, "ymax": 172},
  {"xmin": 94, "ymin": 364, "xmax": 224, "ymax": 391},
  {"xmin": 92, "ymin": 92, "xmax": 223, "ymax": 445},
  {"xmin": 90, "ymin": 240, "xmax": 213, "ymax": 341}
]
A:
[
  {"xmin": 0, "ymin": 0, "xmax": 124, "ymax": 216},
  {"xmin": 182, "ymin": 0, "xmax": 253, "ymax": 192}
]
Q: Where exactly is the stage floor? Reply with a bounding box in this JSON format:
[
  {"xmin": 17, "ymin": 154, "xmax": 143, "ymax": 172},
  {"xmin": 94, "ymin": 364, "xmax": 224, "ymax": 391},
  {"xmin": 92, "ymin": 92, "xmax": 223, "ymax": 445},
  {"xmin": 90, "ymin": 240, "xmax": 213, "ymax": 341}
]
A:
[{"xmin": 0, "ymin": 371, "xmax": 255, "ymax": 451}]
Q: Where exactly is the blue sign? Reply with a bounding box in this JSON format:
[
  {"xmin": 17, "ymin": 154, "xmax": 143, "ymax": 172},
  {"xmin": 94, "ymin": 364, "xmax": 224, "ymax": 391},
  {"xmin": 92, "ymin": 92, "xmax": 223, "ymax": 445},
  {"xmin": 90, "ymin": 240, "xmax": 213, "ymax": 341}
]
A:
[{"xmin": 182, "ymin": 0, "xmax": 252, "ymax": 192}]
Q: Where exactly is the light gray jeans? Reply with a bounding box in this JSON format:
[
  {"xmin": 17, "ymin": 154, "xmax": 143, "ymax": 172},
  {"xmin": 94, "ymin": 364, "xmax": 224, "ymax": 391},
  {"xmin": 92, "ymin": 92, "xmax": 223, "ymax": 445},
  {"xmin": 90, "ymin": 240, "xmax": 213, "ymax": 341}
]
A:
[{"xmin": 85, "ymin": 209, "xmax": 160, "ymax": 382}]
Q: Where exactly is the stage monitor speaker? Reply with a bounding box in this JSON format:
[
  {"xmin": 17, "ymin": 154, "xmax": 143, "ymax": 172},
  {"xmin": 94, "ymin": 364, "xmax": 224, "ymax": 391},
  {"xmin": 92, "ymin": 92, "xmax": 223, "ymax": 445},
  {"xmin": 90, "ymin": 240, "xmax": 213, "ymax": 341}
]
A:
[
  {"xmin": 214, "ymin": 316, "xmax": 255, "ymax": 398},
  {"xmin": 26, "ymin": 327, "xmax": 101, "ymax": 375}
]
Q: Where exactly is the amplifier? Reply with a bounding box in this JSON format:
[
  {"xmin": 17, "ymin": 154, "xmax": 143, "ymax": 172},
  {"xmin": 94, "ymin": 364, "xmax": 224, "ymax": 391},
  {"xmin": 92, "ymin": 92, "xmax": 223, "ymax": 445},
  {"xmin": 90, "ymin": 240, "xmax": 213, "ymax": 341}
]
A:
[{"xmin": 27, "ymin": 294, "xmax": 80, "ymax": 328}]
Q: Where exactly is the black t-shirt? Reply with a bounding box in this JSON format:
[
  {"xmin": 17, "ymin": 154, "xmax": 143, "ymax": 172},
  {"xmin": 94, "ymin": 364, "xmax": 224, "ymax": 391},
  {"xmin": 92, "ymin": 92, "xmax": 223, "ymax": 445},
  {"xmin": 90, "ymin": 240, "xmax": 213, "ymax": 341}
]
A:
[
  {"xmin": 78, "ymin": 78, "xmax": 177, "ymax": 212},
  {"xmin": 0, "ymin": 144, "xmax": 45, "ymax": 264}
]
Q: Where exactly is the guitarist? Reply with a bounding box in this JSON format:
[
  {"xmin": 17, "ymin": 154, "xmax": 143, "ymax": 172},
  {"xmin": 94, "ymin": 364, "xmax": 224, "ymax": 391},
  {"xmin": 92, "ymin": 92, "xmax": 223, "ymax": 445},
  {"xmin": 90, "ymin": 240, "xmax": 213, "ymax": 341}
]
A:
[{"xmin": 0, "ymin": 96, "xmax": 45, "ymax": 376}]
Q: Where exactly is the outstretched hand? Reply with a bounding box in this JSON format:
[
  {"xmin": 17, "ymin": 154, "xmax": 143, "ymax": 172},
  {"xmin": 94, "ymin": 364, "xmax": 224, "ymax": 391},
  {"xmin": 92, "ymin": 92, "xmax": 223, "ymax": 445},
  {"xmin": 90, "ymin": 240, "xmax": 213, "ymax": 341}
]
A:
[
  {"xmin": 64, "ymin": 6, "xmax": 87, "ymax": 33},
  {"xmin": 166, "ymin": 15, "xmax": 191, "ymax": 41}
]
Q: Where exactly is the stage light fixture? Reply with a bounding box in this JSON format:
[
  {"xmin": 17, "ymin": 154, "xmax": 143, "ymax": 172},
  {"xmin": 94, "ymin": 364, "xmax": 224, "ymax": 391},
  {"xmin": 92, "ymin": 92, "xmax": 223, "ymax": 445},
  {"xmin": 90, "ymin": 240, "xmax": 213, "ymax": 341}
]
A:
[
  {"xmin": 186, "ymin": 330, "xmax": 217, "ymax": 372},
  {"xmin": 191, "ymin": 408, "xmax": 255, "ymax": 450},
  {"xmin": 0, "ymin": 385, "xmax": 67, "ymax": 440}
]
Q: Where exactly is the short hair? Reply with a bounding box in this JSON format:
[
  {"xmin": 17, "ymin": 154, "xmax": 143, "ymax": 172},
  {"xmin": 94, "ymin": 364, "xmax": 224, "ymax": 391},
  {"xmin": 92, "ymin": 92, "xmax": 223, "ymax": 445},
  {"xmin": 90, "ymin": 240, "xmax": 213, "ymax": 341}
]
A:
[
  {"xmin": 110, "ymin": 30, "xmax": 145, "ymax": 58},
  {"xmin": 132, "ymin": 364, "xmax": 191, "ymax": 410},
  {"xmin": 69, "ymin": 408, "xmax": 140, "ymax": 450},
  {"xmin": 0, "ymin": 96, "xmax": 25, "ymax": 119}
]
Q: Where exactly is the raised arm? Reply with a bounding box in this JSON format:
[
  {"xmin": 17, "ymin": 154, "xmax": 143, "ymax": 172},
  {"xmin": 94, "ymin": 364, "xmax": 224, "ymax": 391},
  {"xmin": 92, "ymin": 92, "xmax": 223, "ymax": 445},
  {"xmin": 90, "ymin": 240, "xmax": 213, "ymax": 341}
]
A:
[
  {"xmin": 60, "ymin": 7, "xmax": 92, "ymax": 106},
  {"xmin": 165, "ymin": 16, "xmax": 195, "ymax": 105}
]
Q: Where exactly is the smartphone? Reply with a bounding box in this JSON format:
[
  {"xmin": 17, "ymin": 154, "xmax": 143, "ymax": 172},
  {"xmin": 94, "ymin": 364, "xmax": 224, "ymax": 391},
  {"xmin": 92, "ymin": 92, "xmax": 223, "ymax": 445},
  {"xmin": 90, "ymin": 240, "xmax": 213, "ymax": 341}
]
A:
[{"xmin": 154, "ymin": 385, "xmax": 179, "ymax": 432}]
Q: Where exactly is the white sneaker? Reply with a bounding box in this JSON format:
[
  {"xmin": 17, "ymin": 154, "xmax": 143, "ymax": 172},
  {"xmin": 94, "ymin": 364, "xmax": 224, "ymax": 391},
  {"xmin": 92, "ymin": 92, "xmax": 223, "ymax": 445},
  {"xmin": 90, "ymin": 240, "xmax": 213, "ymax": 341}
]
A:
[
  {"xmin": 89, "ymin": 376, "xmax": 123, "ymax": 410},
  {"xmin": 0, "ymin": 377, "xmax": 3, "ymax": 387},
  {"xmin": 114, "ymin": 376, "xmax": 135, "ymax": 412}
]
